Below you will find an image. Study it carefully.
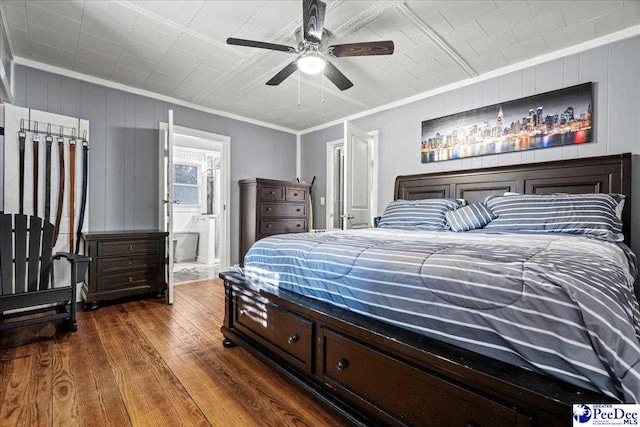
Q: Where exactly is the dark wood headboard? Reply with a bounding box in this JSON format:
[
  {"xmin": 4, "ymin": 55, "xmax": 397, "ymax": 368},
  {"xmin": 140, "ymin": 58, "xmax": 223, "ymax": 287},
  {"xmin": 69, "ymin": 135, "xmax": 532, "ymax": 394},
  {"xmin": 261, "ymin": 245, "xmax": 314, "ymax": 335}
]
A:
[{"xmin": 394, "ymin": 153, "xmax": 632, "ymax": 243}]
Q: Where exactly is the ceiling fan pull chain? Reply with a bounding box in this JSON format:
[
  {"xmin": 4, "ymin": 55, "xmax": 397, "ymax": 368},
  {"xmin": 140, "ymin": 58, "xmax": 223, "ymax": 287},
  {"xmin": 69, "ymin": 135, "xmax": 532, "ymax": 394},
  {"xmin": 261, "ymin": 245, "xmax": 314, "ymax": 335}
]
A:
[{"xmin": 297, "ymin": 70, "xmax": 301, "ymax": 107}]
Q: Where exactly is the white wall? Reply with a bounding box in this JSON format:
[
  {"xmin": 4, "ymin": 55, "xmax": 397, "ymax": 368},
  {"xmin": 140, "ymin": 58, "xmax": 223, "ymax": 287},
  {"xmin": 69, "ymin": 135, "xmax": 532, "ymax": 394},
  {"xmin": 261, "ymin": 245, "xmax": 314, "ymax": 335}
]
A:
[{"xmin": 301, "ymin": 35, "xmax": 640, "ymax": 253}]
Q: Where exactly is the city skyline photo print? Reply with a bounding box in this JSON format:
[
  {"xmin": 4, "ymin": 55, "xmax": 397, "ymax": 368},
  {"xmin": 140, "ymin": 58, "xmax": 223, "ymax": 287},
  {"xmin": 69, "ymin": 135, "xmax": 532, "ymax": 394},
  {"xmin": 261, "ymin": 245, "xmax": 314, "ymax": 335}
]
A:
[{"xmin": 421, "ymin": 82, "xmax": 594, "ymax": 163}]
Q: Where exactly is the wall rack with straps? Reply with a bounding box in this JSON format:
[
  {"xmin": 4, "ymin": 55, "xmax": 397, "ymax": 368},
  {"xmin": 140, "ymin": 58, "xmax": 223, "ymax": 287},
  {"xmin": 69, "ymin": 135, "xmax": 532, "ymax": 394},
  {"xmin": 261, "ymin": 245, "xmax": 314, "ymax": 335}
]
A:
[{"xmin": 4, "ymin": 105, "xmax": 90, "ymax": 295}]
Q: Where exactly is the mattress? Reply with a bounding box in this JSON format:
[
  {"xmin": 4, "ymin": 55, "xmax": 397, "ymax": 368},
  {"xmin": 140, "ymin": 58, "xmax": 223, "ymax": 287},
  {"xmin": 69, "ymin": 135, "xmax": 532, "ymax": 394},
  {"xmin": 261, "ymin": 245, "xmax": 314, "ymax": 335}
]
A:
[{"xmin": 244, "ymin": 228, "xmax": 640, "ymax": 402}]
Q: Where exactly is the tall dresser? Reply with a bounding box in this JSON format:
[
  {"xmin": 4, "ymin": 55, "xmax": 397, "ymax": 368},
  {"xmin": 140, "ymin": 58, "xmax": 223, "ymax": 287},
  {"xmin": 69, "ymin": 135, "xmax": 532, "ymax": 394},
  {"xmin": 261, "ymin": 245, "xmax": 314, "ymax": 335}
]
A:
[
  {"xmin": 239, "ymin": 178, "xmax": 311, "ymax": 265},
  {"xmin": 81, "ymin": 231, "xmax": 168, "ymax": 310}
]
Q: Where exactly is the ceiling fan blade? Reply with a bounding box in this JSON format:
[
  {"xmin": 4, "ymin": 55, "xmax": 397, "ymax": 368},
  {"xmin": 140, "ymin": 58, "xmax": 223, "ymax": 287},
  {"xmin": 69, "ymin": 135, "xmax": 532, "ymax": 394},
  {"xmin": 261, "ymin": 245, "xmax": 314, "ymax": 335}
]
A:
[
  {"xmin": 323, "ymin": 61, "xmax": 353, "ymax": 91},
  {"xmin": 329, "ymin": 41, "xmax": 395, "ymax": 57},
  {"xmin": 266, "ymin": 61, "xmax": 299, "ymax": 86},
  {"xmin": 302, "ymin": 0, "xmax": 326, "ymax": 43},
  {"xmin": 227, "ymin": 38, "xmax": 295, "ymax": 53}
]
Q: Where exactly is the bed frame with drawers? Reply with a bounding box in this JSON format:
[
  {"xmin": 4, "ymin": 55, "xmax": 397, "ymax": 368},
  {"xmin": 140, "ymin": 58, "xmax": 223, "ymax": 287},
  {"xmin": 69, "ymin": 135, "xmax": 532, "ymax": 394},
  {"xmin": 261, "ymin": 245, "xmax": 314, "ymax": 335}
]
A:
[{"xmin": 221, "ymin": 154, "xmax": 632, "ymax": 426}]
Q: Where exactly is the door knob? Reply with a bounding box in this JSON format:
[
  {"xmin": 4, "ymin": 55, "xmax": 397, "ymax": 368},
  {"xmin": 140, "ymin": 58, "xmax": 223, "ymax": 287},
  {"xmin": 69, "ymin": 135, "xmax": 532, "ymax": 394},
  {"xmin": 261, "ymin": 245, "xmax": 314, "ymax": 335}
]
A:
[{"xmin": 340, "ymin": 214, "xmax": 355, "ymax": 220}]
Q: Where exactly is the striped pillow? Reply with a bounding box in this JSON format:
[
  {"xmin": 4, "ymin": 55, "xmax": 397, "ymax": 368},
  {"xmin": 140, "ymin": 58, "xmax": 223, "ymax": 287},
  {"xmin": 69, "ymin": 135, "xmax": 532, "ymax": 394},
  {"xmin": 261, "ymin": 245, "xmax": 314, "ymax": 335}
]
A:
[
  {"xmin": 378, "ymin": 199, "xmax": 463, "ymax": 230},
  {"xmin": 446, "ymin": 203, "xmax": 497, "ymax": 232},
  {"xmin": 484, "ymin": 193, "xmax": 624, "ymax": 242}
]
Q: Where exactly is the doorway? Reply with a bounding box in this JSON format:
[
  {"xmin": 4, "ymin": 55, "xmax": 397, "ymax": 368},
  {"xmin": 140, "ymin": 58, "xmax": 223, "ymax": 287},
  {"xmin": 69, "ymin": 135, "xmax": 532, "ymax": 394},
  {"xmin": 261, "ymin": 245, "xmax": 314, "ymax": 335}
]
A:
[
  {"xmin": 171, "ymin": 142, "xmax": 220, "ymax": 283},
  {"xmin": 325, "ymin": 122, "xmax": 378, "ymax": 230},
  {"xmin": 159, "ymin": 123, "xmax": 231, "ymax": 287}
]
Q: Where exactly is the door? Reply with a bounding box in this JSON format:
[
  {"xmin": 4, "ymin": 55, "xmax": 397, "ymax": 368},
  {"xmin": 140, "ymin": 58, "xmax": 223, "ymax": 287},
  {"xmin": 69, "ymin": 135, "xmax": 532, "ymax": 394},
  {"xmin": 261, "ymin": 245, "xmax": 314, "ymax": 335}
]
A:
[
  {"xmin": 343, "ymin": 122, "xmax": 373, "ymax": 229},
  {"xmin": 159, "ymin": 110, "xmax": 175, "ymax": 304}
]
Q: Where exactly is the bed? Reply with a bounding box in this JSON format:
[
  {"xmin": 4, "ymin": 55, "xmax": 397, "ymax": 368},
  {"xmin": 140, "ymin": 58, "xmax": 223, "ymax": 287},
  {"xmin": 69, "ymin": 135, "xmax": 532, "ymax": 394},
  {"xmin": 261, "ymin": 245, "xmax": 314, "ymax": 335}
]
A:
[{"xmin": 220, "ymin": 153, "xmax": 635, "ymax": 426}]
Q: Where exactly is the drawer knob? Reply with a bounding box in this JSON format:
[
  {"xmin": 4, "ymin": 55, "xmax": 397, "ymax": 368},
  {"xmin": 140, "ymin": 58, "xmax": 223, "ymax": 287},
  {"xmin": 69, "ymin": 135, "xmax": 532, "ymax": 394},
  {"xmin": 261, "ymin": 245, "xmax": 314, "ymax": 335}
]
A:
[
  {"xmin": 296, "ymin": 224, "xmax": 301, "ymax": 228},
  {"xmin": 270, "ymin": 191, "xmax": 275, "ymax": 195},
  {"xmin": 266, "ymin": 207, "xmax": 272, "ymax": 212},
  {"xmin": 336, "ymin": 358, "xmax": 349, "ymax": 371},
  {"xmin": 287, "ymin": 334, "xmax": 299, "ymax": 344},
  {"xmin": 296, "ymin": 208, "xmax": 301, "ymax": 212},
  {"xmin": 293, "ymin": 193, "xmax": 298, "ymax": 196},
  {"xmin": 129, "ymin": 259, "xmax": 133, "ymax": 266},
  {"xmin": 466, "ymin": 422, "xmax": 478, "ymax": 427},
  {"xmin": 266, "ymin": 224, "xmax": 272, "ymax": 228},
  {"xmin": 128, "ymin": 277, "xmax": 133, "ymax": 282},
  {"xmin": 128, "ymin": 245, "xmax": 134, "ymax": 251},
  {"xmin": 239, "ymin": 309, "xmax": 247, "ymax": 316}
]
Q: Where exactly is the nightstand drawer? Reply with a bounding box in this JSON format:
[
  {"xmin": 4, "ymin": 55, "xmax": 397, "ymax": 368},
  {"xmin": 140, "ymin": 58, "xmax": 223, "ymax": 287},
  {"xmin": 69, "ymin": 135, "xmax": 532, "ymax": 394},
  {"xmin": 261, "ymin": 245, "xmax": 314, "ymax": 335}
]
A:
[
  {"xmin": 260, "ymin": 219, "xmax": 307, "ymax": 235},
  {"xmin": 260, "ymin": 185, "xmax": 285, "ymax": 201},
  {"xmin": 99, "ymin": 269, "xmax": 158, "ymax": 291},
  {"xmin": 98, "ymin": 240, "xmax": 157, "ymax": 257},
  {"xmin": 286, "ymin": 187, "xmax": 307, "ymax": 201},
  {"xmin": 98, "ymin": 255, "xmax": 157, "ymax": 274},
  {"xmin": 260, "ymin": 203, "xmax": 306, "ymax": 218}
]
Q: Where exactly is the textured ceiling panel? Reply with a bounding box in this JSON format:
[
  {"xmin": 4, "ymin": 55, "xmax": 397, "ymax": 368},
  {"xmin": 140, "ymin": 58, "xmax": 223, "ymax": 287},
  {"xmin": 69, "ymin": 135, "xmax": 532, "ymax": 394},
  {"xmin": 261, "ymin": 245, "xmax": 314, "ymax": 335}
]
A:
[{"xmin": 2, "ymin": 0, "xmax": 639, "ymax": 131}]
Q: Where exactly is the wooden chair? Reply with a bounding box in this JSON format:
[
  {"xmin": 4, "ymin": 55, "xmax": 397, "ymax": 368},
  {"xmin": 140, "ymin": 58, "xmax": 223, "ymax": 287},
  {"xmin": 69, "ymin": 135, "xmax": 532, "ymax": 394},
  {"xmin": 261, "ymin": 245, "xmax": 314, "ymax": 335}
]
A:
[{"xmin": 0, "ymin": 214, "xmax": 91, "ymax": 332}]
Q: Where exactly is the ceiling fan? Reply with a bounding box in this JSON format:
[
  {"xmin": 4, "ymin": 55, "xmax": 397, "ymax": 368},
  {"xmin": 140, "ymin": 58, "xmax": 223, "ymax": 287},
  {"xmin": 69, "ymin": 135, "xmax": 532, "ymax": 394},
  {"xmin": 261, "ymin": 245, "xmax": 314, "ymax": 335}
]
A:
[{"xmin": 227, "ymin": 0, "xmax": 394, "ymax": 91}]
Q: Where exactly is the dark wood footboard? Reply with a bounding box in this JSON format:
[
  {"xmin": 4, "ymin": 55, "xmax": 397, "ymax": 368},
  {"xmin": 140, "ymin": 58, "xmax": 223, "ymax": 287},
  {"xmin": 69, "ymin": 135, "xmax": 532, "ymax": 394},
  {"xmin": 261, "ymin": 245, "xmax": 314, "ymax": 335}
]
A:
[{"xmin": 220, "ymin": 271, "xmax": 613, "ymax": 427}]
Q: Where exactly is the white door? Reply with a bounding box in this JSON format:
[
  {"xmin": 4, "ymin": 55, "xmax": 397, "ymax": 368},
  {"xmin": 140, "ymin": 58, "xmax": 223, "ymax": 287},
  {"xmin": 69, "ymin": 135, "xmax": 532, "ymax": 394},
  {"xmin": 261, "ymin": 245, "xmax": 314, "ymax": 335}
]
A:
[
  {"xmin": 159, "ymin": 110, "xmax": 175, "ymax": 304},
  {"xmin": 343, "ymin": 122, "xmax": 373, "ymax": 229}
]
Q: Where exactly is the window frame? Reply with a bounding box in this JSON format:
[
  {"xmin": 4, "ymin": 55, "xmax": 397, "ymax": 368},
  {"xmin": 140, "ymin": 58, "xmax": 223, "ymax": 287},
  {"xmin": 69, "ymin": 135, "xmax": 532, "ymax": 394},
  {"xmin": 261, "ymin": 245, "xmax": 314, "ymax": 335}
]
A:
[{"xmin": 172, "ymin": 161, "xmax": 202, "ymax": 207}]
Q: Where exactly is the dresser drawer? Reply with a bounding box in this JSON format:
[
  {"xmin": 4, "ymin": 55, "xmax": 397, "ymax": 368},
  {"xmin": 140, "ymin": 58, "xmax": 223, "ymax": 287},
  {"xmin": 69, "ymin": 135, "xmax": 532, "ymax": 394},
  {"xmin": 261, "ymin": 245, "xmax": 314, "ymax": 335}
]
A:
[
  {"xmin": 260, "ymin": 185, "xmax": 285, "ymax": 201},
  {"xmin": 99, "ymin": 269, "xmax": 158, "ymax": 291},
  {"xmin": 260, "ymin": 203, "xmax": 306, "ymax": 218},
  {"xmin": 260, "ymin": 219, "xmax": 306, "ymax": 235},
  {"xmin": 234, "ymin": 294, "xmax": 313, "ymax": 371},
  {"xmin": 322, "ymin": 329, "xmax": 529, "ymax": 427},
  {"xmin": 285, "ymin": 187, "xmax": 307, "ymax": 202},
  {"xmin": 98, "ymin": 240, "xmax": 157, "ymax": 257},
  {"xmin": 98, "ymin": 255, "xmax": 157, "ymax": 274}
]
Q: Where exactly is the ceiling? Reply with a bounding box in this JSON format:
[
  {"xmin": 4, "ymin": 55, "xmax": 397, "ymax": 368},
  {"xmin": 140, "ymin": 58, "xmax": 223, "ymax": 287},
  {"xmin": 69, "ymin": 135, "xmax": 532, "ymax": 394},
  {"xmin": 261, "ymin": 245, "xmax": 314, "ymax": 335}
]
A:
[{"xmin": 2, "ymin": 0, "xmax": 640, "ymax": 132}]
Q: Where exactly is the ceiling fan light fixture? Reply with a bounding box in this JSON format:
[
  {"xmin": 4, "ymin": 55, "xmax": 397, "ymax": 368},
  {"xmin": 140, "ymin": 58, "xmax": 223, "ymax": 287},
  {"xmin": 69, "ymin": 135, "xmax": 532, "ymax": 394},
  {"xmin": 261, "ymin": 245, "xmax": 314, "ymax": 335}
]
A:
[{"xmin": 297, "ymin": 54, "xmax": 326, "ymax": 75}]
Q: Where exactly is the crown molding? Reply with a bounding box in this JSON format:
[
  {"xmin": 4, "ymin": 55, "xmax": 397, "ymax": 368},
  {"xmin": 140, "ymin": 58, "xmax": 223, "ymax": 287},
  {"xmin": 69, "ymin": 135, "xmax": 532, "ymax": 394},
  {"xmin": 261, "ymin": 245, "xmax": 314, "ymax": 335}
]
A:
[
  {"xmin": 300, "ymin": 24, "xmax": 640, "ymax": 136},
  {"xmin": 12, "ymin": 56, "xmax": 298, "ymax": 135}
]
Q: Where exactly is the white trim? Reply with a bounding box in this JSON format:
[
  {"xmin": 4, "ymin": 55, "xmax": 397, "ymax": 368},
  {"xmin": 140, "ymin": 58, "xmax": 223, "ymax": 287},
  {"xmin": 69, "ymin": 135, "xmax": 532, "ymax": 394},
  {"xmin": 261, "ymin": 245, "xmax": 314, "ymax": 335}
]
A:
[
  {"xmin": 296, "ymin": 134, "xmax": 301, "ymax": 179},
  {"xmin": 14, "ymin": 56, "xmax": 298, "ymax": 135},
  {"xmin": 369, "ymin": 130, "xmax": 379, "ymax": 225},
  {"xmin": 300, "ymin": 24, "xmax": 640, "ymax": 135},
  {"xmin": 325, "ymin": 138, "xmax": 344, "ymax": 231},
  {"xmin": 160, "ymin": 122, "xmax": 232, "ymax": 271}
]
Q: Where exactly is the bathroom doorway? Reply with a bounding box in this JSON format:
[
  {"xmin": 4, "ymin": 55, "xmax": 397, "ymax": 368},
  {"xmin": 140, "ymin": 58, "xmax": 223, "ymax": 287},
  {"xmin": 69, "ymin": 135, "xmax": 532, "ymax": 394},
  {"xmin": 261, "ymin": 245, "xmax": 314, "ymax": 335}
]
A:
[{"xmin": 160, "ymin": 124, "xmax": 230, "ymax": 285}]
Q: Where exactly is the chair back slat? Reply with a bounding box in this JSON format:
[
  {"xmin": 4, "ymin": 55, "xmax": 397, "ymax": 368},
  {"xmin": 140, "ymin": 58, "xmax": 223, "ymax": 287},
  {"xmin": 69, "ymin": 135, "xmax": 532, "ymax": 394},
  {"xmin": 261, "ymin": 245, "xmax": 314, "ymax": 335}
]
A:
[
  {"xmin": 39, "ymin": 222, "xmax": 54, "ymax": 290},
  {"xmin": 0, "ymin": 214, "xmax": 13, "ymax": 295},
  {"xmin": 14, "ymin": 215, "xmax": 27, "ymax": 293},
  {"xmin": 27, "ymin": 216, "xmax": 42, "ymax": 292}
]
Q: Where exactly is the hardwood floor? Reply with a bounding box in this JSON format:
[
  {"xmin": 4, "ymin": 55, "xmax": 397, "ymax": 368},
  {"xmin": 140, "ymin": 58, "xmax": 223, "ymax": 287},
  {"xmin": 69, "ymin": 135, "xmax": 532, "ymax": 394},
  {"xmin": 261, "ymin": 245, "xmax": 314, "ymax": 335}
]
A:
[{"xmin": 0, "ymin": 280, "xmax": 347, "ymax": 427}]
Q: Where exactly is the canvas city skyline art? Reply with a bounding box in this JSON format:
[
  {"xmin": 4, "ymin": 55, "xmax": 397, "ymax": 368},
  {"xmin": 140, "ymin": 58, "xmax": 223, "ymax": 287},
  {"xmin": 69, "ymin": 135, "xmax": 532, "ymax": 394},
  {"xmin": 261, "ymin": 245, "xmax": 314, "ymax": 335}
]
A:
[{"xmin": 421, "ymin": 83, "xmax": 594, "ymax": 163}]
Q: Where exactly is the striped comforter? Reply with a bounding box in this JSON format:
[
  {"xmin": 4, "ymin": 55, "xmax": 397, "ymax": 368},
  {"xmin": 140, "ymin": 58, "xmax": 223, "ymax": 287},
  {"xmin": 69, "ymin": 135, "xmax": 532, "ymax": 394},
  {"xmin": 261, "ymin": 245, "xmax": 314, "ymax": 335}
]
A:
[{"xmin": 244, "ymin": 228, "xmax": 640, "ymax": 402}]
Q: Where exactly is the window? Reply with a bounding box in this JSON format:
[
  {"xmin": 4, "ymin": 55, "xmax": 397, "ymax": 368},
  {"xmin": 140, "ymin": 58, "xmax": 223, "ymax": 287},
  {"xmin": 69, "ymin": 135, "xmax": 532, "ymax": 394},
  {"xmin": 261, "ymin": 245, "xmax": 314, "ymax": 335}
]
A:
[{"xmin": 173, "ymin": 163, "xmax": 200, "ymax": 206}]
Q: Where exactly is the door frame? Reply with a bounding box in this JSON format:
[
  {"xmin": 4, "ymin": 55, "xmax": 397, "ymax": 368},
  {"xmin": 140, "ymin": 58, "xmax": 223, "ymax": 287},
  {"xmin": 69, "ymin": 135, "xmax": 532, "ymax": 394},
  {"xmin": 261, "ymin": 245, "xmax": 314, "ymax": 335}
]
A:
[
  {"xmin": 159, "ymin": 123, "xmax": 232, "ymax": 271},
  {"xmin": 325, "ymin": 138, "xmax": 343, "ymax": 231},
  {"xmin": 325, "ymin": 128, "xmax": 378, "ymax": 230}
]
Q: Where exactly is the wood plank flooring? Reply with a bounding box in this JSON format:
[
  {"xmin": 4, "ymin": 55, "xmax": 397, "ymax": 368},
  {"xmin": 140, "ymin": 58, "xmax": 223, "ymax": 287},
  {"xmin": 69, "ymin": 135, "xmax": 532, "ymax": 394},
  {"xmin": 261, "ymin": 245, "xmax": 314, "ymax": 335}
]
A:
[{"xmin": 0, "ymin": 280, "xmax": 346, "ymax": 427}]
